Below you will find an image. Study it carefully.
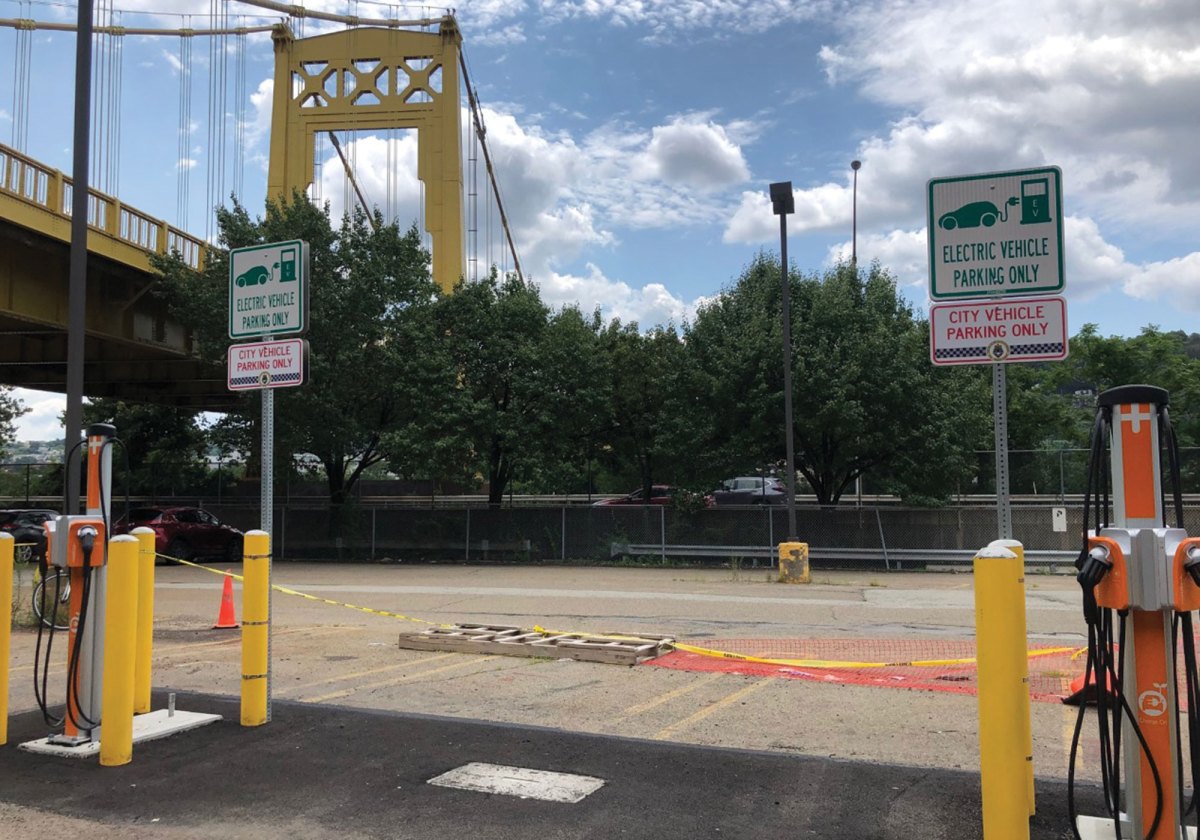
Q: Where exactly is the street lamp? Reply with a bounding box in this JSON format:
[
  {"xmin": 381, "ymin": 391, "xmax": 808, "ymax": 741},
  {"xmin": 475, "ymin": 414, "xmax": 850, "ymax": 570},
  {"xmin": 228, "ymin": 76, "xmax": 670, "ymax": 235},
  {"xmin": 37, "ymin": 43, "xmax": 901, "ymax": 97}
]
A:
[
  {"xmin": 850, "ymin": 159, "xmax": 861, "ymax": 268},
  {"xmin": 851, "ymin": 159, "xmax": 862, "ymax": 507},
  {"xmin": 769, "ymin": 181, "xmax": 798, "ymax": 542}
]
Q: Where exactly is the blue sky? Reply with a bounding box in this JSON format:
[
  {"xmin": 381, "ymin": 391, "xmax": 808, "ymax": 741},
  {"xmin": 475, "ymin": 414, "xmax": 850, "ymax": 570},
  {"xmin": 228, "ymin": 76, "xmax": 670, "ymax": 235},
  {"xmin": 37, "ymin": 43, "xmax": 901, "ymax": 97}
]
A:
[{"xmin": 3, "ymin": 0, "xmax": 1199, "ymax": 440}]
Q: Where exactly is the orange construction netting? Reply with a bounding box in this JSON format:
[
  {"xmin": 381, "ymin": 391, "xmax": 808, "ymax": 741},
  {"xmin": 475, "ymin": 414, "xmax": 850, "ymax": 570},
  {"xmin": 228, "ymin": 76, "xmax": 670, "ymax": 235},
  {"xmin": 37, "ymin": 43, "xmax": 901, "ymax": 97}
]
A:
[{"xmin": 647, "ymin": 638, "xmax": 1084, "ymax": 703}]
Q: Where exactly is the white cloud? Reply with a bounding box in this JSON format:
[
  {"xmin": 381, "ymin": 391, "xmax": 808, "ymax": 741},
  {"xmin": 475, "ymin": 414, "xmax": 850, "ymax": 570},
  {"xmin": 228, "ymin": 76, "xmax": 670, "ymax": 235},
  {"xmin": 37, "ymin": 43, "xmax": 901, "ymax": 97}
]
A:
[
  {"xmin": 639, "ymin": 118, "xmax": 750, "ymax": 191},
  {"xmin": 1124, "ymin": 252, "xmax": 1200, "ymax": 310},
  {"xmin": 539, "ymin": 263, "xmax": 698, "ymax": 327},
  {"xmin": 176, "ymin": 158, "xmax": 197, "ymax": 171},
  {"xmin": 10, "ymin": 389, "xmax": 65, "ymax": 443},
  {"xmin": 534, "ymin": 0, "xmax": 831, "ymax": 40}
]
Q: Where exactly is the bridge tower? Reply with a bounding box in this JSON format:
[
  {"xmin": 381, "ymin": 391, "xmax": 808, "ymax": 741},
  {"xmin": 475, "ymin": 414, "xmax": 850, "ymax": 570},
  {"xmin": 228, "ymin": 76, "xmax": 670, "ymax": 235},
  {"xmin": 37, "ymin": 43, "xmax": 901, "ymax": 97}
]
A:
[{"xmin": 267, "ymin": 18, "xmax": 464, "ymax": 292}]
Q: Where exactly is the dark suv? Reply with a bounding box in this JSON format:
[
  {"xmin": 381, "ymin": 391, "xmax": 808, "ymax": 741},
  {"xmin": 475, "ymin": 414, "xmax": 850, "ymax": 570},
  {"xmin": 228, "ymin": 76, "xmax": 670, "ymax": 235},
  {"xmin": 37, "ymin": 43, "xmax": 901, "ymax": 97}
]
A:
[
  {"xmin": 0, "ymin": 508, "xmax": 57, "ymax": 563},
  {"xmin": 711, "ymin": 476, "xmax": 788, "ymax": 506},
  {"xmin": 111, "ymin": 506, "xmax": 244, "ymax": 563}
]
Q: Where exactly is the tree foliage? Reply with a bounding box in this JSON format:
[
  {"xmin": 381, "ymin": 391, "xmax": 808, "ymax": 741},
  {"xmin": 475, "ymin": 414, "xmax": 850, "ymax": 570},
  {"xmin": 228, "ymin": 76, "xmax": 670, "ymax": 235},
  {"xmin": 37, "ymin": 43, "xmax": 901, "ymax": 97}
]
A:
[{"xmin": 0, "ymin": 386, "xmax": 27, "ymax": 460}]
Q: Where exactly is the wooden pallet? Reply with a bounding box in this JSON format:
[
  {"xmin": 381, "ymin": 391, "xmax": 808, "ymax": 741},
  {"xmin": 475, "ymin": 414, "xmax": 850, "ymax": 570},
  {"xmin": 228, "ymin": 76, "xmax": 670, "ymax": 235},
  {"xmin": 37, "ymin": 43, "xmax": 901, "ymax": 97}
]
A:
[{"xmin": 398, "ymin": 623, "xmax": 674, "ymax": 665}]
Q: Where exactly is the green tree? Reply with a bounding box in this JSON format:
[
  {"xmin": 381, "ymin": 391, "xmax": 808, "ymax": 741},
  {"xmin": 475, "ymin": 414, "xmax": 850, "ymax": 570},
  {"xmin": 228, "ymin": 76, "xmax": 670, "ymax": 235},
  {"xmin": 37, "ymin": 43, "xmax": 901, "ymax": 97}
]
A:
[
  {"xmin": 404, "ymin": 273, "xmax": 606, "ymax": 504},
  {"xmin": 81, "ymin": 399, "xmax": 209, "ymax": 497},
  {"xmin": 0, "ymin": 386, "xmax": 27, "ymax": 460},
  {"xmin": 154, "ymin": 194, "xmax": 437, "ymax": 511},
  {"xmin": 598, "ymin": 321, "xmax": 689, "ymax": 497},
  {"xmin": 687, "ymin": 258, "xmax": 983, "ymax": 506}
]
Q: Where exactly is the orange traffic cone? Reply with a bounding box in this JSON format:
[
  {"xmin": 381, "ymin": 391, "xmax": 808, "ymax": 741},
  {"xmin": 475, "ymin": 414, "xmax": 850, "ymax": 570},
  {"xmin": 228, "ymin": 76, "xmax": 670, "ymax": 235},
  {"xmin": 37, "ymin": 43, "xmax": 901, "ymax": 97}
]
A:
[
  {"xmin": 212, "ymin": 575, "xmax": 239, "ymax": 629},
  {"xmin": 1062, "ymin": 667, "xmax": 1116, "ymax": 706}
]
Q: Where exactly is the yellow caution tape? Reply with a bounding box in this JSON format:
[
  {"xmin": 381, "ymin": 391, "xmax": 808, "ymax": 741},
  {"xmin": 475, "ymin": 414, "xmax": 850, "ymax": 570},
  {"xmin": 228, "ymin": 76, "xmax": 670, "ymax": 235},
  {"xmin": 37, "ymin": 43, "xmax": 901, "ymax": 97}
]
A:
[
  {"xmin": 166, "ymin": 554, "xmax": 1087, "ymax": 667},
  {"xmin": 671, "ymin": 641, "xmax": 1083, "ymax": 670},
  {"xmin": 163, "ymin": 554, "xmax": 441, "ymax": 626}
]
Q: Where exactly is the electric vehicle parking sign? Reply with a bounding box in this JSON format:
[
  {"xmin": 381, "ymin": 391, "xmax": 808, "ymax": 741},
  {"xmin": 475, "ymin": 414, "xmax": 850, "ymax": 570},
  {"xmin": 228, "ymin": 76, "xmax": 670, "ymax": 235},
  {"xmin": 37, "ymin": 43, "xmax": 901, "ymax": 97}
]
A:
[
  {"xmin": 229, "ymin": 240, "xmax": 309, "ymax": 339},
  {"xmin": 927, "ymin": 167, "xmax": 1064, "ymax": 300}
]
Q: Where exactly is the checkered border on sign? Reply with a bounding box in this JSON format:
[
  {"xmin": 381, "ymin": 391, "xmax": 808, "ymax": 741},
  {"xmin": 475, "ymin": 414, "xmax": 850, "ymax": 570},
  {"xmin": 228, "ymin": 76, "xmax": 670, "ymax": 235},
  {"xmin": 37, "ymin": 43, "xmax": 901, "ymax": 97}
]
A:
[
  {"xmin": 230, "ymin": 371, "xmax": 303, "ymax": 387},
  {"xmin": 934, "ymin": 346, "xmax": 987, "ymax": 360},
  {"xmin": 934, "ymin": 342, "xmax": 1064, "ymax": 361}
]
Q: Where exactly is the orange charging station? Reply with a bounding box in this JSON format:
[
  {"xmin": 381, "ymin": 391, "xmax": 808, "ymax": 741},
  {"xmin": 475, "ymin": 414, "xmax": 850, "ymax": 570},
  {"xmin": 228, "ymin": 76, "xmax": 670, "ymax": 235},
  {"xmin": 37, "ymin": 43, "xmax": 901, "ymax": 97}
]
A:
[{"xmin": 1074, "ymin": 386, "xmax": 1200, "ymax": 839}]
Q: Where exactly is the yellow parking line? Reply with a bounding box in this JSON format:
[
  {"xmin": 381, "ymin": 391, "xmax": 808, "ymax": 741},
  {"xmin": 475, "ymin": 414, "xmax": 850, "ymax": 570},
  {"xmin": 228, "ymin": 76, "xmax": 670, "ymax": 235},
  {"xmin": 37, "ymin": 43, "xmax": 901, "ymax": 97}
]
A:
[
  {"xmin": 610, "ymin": 673, "xmax": 723, "ymax": 725},
  {"xmin": 280, "ymin": 652, "xmax": 458, "ymax": 695},
  {"xmin": 302, "ymin": 655, "xmax": 497, "ymax": 703},
  {"xmin": 651, "ymin": 678, "xmax": 773, "ymax": 741}
]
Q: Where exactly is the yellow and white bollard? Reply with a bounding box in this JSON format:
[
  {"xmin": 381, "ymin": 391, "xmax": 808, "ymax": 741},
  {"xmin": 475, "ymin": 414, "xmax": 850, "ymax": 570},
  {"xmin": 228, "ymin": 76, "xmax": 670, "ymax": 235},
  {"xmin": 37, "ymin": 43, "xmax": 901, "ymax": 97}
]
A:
[
  {"xmin": 132, "ymin": 527, "xmax": 156, "ymax": 715},
  {"xmin": 100, "ymin": 535, "xmax": 139, "ymax": 766},
  {"xmin": 0, "ymin": 532, "xmax": 13, "ymax": 746},
  {"xmin": 974, "ymin": 543, "xmax": 1032, "ymax": 839},
  {"xmin": 241, "ymin": 530, "xmax": 271, "ymax": 727}
]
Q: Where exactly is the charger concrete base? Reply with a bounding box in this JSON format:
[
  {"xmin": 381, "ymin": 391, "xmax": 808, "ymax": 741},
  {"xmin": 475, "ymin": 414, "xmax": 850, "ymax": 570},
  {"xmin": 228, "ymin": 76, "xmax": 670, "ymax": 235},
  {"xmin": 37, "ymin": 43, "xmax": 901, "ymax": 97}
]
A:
[
  {"xmin": 1076, "ymin": 816, "xmax": 1198, "ymax": 839},
  {"xmin": 18, "ymin": 708, "xmax": 221, "ymax": 759}
]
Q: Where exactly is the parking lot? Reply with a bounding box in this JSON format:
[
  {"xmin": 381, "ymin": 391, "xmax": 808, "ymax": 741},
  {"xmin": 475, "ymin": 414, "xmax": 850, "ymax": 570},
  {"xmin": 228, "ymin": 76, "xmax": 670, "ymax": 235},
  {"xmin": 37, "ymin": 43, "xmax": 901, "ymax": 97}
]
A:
[{"xmin": 2, "ymin": 561, "xmax": 1105, "ymax": 837}]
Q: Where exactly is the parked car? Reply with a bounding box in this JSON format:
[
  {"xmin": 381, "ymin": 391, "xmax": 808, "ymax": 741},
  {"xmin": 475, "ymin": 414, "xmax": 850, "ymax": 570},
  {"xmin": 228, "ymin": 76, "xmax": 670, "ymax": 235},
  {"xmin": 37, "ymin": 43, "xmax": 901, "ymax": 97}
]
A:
[
  {"xmin": 593, "ymin": 486, "xmax": 714, "ymax": 507},
  {"xmin": 111, "ymin": 506, "xmax": 244, "ymax": 563},
  {"xmin": 0, "ymin": 508, "xmax": 57, "ymax": 563},
  {"xmin": 711, "ymin": 476, "xmax": 788, "ymax": 506}
]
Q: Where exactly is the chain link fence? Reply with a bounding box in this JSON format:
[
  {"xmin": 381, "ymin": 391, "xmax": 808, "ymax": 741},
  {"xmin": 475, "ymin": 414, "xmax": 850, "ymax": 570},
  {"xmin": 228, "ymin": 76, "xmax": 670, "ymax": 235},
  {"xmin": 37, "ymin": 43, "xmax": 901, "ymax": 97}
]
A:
[{"xmin": 159, "ymin": 501, "xmax": 1200, "ymax": 571}]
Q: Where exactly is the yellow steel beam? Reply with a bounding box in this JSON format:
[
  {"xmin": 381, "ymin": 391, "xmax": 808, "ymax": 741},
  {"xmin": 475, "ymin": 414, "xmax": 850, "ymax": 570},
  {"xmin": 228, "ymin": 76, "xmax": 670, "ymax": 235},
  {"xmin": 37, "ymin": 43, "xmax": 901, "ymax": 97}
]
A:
[{"xmin": 267, "ymin": 20, "xmax": 463, "ymax": 292}]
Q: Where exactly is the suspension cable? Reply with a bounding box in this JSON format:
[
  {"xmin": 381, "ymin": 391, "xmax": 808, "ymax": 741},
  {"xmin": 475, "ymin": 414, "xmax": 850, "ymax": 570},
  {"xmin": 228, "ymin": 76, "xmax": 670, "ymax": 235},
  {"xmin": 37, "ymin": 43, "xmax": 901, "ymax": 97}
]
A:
[
  {"xmin": 459, "ymin": 47, "xmax": 524, "ymax": 283},
  {"xmin": 10, "ymin": 5, "xmax": 33, "ymax": 152}
]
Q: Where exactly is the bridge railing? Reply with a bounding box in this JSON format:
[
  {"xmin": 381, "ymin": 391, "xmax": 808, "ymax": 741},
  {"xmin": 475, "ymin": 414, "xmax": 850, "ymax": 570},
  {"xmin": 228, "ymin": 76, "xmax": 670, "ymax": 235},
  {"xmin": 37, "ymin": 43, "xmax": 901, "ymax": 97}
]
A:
[{"xmin": 0, "ymin": 143, "xmax": 205, "ymax": 271}]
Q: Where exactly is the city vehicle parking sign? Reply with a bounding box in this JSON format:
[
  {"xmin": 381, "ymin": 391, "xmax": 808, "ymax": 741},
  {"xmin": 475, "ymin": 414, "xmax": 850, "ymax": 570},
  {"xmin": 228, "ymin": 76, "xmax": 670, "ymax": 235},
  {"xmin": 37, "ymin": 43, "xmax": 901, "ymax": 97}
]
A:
[
  {"xmin": 927, "ymin": 167, "xmax": 1063, "ymax": 300},
  {"xmin": 229, "ymin": 240, "xmax": 309, "ymax": 339},
  {"xmin": 930, "ymin": 296, "xmax": 1068, "ymax": 366}
]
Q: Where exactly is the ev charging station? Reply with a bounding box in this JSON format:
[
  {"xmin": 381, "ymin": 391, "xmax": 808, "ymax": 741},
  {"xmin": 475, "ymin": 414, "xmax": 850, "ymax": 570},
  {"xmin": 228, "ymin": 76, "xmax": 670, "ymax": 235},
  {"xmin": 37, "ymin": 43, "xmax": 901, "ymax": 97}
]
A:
[
  {"xmin": 1071, "ymin": 386, "xmax": 1200, "ymax": 839},
  {"xmin": 22, "ymin": 423, "xmax": 220, "ymax": 761}
]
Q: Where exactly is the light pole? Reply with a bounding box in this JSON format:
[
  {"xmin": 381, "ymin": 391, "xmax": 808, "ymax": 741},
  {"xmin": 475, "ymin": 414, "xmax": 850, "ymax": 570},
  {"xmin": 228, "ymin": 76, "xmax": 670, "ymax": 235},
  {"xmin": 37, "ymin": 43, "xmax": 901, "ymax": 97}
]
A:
[
  {"xmin": 850, "ymin": 159, "xmax": 861, "ymax": 268},
  {"xmin": 769, "ymin": 181, "xmax": 798, "ymax": 542},
  {"xmin": 851, "ymin": 159, "xmax": 862, "ymax": 507}
]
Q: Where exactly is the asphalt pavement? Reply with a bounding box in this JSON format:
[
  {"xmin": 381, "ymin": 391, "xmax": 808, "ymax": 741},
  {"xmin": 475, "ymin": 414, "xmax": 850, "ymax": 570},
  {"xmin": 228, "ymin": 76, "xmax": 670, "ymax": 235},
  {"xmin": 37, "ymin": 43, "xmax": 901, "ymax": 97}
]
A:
[{"xmin": 0, "ymin": 689, "xmax": 1102, "ymax": 840}]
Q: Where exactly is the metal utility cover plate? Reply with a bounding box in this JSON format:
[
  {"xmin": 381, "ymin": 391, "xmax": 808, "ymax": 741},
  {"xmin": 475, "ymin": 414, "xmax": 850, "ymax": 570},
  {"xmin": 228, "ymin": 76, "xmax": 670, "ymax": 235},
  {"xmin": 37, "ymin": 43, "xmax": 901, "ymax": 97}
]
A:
[
  {"xmin": 19, "ymin": 709, "xmax": 222, "ymax": 758},
  {"xmin": 428, "ymin": 762, "xmax": 605, "ymax": 803}
]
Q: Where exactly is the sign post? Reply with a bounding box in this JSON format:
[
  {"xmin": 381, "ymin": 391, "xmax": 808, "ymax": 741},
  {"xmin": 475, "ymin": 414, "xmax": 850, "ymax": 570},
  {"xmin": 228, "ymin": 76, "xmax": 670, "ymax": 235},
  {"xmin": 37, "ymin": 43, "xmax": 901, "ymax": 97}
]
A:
[
  {"xmin": 927, "ymin": 167, "xmax": 1067, "ymax": 539},
  {"xmin": 228, "ymin": 240, "xmax": 310, "ymax": 725}
]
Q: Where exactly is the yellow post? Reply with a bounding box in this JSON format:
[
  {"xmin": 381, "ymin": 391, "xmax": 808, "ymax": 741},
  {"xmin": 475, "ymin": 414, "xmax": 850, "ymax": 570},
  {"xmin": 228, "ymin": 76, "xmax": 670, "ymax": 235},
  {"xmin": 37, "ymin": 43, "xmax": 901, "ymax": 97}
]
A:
[
  {"xmin": 0, "ymin": 533, "xmax": 13, "ymax": 746},
  {"xmin": 990, "ymin": 538, "xmax": 1035, "ymax": 815},
  {"xmin": 100, "ymin": 535, "xmax": 139, "ymax": 767},
  {"xmin": 132, "ymin": 527, "xmax": 157, "ymax": 714},
  {"xmin": 241, "ymin": 530, "xmax": 270, "ymax": 727},
  {"xmin": 777, "ymin": 541, "xmax": 810, "ymax": 584},
  {"xmin": 974, "ymin": 544, "xmax": 1030, "ymax": 840}
]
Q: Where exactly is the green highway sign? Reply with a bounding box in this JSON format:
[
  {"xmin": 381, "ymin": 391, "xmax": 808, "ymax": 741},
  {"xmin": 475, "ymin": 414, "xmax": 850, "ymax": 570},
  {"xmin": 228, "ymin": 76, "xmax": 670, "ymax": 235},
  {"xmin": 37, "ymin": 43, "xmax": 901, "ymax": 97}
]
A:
[
  {"xmin": 229, "ymin": 240, "xmax": 310, "ymax": 339},
  {"xmin": 927, "ymin": 166, "xmax": 1064, "ymax": 300}
]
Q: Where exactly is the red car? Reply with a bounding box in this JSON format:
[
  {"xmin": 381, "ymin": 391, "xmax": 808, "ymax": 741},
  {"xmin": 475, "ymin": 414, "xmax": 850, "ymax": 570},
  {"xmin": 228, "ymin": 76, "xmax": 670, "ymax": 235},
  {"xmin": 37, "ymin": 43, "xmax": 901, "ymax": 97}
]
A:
[
  {"xmin": 593, "ymin": 485, "xmax": 714, "ymax": 507},
  {"xmin": 111, "ymin": 506, "xmax": 244, "ymax": 563}
]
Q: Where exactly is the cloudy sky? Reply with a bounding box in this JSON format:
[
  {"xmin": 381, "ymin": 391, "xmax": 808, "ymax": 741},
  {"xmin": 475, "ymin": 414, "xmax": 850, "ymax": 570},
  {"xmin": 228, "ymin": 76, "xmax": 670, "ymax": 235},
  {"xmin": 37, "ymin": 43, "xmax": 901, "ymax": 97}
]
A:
[{"xmin": 2, "ymin": 0, "xmax": 1199, "ymax": 440}]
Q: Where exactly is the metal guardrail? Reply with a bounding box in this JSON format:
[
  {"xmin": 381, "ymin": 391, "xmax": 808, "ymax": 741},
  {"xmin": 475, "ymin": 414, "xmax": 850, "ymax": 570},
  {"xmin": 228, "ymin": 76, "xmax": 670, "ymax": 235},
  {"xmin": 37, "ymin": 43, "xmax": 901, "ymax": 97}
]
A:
[{"xmin": 610, "ymin": 543, "xmax": 1078, "ymax": 571}]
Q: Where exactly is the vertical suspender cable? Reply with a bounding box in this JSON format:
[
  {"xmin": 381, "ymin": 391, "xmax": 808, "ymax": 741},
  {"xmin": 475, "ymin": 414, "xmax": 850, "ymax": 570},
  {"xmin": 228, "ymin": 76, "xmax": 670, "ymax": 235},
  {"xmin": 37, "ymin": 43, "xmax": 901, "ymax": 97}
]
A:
[
  {"xmin": 234, "ymin": 26, "xmax": 246, "ymax": 201},
  {"xmin": 177, "ymin": 23, "xmax": 193, "ymax": 230},
  {"xmin": 11, "ymin": 6, "xmax": 33, "ymax": 152}
]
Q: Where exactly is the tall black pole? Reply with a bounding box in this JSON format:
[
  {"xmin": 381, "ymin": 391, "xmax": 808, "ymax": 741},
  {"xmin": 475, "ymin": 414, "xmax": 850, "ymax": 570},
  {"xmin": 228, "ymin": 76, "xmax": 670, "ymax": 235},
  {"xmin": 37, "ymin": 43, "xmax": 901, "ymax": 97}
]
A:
[
  {"xmin": 779, "ymin": 214, "xmax": 797, "ymax": 540},
  {"xmin": 851, "ymin": 159, "xmax": 861, "ymax": 268},
  {"xmin": 64, "ymin": 0, "xmax": 94, "ymax": 513},
  {"xmin": 769, "ymin": 181, "xmax": 797, "ymax": 542}
]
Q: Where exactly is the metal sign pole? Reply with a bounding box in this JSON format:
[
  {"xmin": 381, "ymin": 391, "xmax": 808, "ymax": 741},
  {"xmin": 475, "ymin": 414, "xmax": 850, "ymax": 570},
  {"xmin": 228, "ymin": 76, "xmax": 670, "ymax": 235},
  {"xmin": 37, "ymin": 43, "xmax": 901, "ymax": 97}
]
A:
[
  {"xmin": 261, "ymin": 386, "xmax": 274, "ymax": 722},
  {"xmin": 993, "ymin": 363, "xmax": 1012, "ymax": 539}
]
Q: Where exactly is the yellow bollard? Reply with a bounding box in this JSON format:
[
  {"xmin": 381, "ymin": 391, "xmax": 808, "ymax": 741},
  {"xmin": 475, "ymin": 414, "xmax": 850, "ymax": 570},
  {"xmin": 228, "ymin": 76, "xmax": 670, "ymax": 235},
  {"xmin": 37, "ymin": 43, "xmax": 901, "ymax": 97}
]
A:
[
  {"xmin": 132, "ymin": 527, "xmax": 157, "ymax": 715},
  {"xmin": 241, "ymin": 530, "xmax": 270, "ymax": 727},
  {"xmin": 100, "ymin": 535, "xmax": 139, "ymax": 766},
  {"xmin": 0, "ymin": 533, "xmax": 13, "ymax": 746},
  {"xmin": 974, "ymin": 544, "xmax": 1030, "ymax": 840},
  {"xmin": 990, "ymin": 538, "xmax": 1035, "ymax": 816},
  {"xmin": 777, "ymin": 541, "xmax": 810, "ymax": 584}
]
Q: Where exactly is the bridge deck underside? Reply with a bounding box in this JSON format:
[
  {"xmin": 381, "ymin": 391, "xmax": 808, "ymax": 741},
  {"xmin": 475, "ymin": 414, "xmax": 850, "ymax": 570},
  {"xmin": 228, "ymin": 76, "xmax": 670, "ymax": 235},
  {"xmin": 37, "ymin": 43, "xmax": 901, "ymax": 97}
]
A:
[{"xmin": 0, "ymin": 218, "xmax": 234, "ymax": 410}]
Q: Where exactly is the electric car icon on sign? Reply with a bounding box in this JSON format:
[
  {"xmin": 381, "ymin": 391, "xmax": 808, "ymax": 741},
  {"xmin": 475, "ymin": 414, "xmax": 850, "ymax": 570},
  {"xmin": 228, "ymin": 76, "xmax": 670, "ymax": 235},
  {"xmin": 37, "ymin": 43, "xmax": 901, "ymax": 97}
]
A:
[
  {"xmin": 938, "ymin": 196, "xmax": 1020, "ymax": 230},
  {"xmin": 236, "ymin": 264, "xmax": 276, "ymax": 287}
]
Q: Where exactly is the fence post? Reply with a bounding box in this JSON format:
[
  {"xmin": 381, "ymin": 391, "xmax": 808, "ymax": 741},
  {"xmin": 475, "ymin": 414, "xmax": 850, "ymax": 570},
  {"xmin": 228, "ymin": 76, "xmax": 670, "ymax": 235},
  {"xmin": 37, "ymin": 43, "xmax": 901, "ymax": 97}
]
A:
[
  {"xmin": 465, "ymin": 508, "xmax": 471, "ymax": 563},
  {"xmin": 875, "ymin": 508, "xmax": 889, "ymax": 571},
  {"xmin": 660, "ymin": 507, "xmax": 666, "ymax": 564},
  {"xmin": 561, "ymin": 506, "xmax": 566, "ymax": 563}
]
